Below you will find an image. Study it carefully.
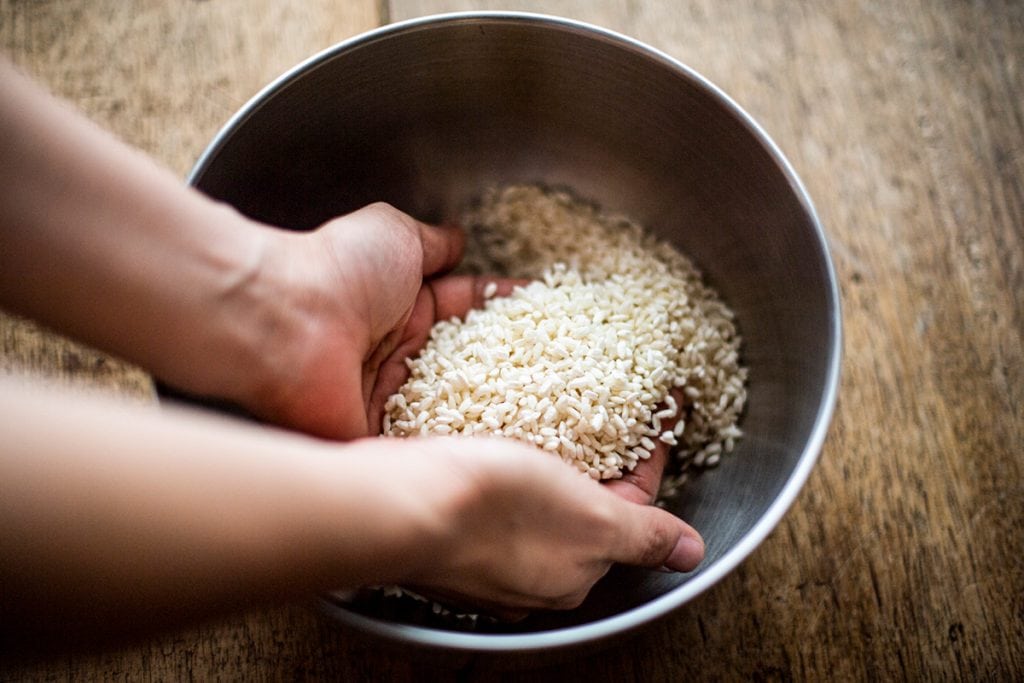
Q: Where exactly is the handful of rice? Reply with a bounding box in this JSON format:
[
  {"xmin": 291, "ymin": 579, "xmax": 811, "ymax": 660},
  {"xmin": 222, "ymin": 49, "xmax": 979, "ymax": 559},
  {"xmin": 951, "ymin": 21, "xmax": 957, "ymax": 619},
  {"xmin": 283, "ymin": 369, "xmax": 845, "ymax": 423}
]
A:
[{"xmin": 383, "ymin": 185, "xmax": 747, "ymax": 492}]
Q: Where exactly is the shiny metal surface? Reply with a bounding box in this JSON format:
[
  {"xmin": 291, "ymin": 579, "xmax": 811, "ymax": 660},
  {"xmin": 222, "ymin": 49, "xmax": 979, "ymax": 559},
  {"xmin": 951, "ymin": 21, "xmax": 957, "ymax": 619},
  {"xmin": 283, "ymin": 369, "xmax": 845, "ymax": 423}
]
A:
[{"xmin": 187, "ymin": 12, "xmax": 841, "ymax": 656}]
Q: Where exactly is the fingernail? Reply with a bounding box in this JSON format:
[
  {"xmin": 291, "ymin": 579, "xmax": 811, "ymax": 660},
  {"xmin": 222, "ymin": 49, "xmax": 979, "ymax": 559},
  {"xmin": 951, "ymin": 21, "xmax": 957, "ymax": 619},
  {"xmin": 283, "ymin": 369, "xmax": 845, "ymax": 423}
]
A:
[{"xmin": 665, "ymin": 534, "xmax": 705, "ymax": 572}]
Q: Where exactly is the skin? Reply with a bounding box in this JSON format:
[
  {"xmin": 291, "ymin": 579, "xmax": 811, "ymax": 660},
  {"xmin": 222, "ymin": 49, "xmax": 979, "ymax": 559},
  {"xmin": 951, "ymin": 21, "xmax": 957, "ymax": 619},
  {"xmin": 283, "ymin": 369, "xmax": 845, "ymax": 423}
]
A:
[{"xmin": 0, "ymin": 59, "xmax": 704, "ymax": 652}]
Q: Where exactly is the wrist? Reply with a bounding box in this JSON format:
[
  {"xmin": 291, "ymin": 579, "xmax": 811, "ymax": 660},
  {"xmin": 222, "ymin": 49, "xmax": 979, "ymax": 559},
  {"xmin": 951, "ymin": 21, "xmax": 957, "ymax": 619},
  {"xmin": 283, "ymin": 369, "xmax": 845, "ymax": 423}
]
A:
[
  {"xmin": 368, "ymin": 439, "xmax": 501, "ymax": 588},
  {"xmin": 314, "ymin": 438, "xmax": 470, "ymax": 587},
  {"xmin": 153, "ymin": 203, "xmax": 282, "ymax": 407},
  {"xmin": 214, "ymin": 224, "xmax": 369, "ymax": 439}
]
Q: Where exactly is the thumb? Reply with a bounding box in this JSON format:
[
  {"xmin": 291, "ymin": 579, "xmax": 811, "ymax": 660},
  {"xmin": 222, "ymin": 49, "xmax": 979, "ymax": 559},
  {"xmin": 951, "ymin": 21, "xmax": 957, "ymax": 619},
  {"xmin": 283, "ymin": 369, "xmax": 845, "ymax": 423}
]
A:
[
  {"xmin": 606, "ymin": 500, "xmax": 705, "ymax": 572},
  {"xmin": 417, "ymin": 222, "xmax": 465, "ymax": 277}
]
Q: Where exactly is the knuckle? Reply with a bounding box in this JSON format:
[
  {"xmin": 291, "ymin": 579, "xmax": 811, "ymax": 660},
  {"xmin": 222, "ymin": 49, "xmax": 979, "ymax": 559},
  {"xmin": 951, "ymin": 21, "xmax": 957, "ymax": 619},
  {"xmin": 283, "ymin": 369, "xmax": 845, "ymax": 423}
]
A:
[
  {"xmin": 364, "ymin": 201, "xmax": 417, "ymax": 232},
  {"xmin": 363, "ymin": 200, "xmax": 399, "ymax": 218},
  {"xmin": 593, "ymin": 499, "xmax": 627, "ymax": 546},
  {"xmin": 637, "ymin": 519, "xmax": 675, "ymax": 566}
]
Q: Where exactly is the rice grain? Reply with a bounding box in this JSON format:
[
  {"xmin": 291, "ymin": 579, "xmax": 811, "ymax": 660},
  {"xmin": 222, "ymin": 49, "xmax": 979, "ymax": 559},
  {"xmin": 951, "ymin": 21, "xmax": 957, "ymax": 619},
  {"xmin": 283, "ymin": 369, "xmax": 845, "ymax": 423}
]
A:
[{"xmin": 383, "ymin": 184, "xmax": 748, "ymax": 496}]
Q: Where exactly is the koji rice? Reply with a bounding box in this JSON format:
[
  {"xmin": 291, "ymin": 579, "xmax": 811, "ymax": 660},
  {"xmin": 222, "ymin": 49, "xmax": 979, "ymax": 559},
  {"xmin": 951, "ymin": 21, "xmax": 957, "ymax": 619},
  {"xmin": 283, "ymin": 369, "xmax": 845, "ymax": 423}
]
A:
[{"xmin": 383, "ymin": 184, "xmax": 747, "ymax": 495}]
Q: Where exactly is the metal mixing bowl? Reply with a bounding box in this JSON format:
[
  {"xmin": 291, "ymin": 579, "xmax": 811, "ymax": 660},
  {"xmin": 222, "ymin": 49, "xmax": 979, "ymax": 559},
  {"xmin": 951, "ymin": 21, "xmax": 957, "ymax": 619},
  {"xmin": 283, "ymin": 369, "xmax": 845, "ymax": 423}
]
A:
[{"xmin": 186, "ymin": 11, "xmax": 841, "ymax": 660}]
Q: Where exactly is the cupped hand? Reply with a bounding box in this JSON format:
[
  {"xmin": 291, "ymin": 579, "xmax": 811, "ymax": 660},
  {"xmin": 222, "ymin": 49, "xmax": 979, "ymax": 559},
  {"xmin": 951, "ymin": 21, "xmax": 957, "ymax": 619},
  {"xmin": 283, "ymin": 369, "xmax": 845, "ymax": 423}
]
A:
[
  {"xmin": 399, "ymin": 389, "xmax": 696, "ymax": 618},
  {"xmin": 245, "ymin": 203, "xmax": 518, "ymax": 440},
  {"xmin": 381, "ymin": 436, "xmax": 704, "ymax": 614}
]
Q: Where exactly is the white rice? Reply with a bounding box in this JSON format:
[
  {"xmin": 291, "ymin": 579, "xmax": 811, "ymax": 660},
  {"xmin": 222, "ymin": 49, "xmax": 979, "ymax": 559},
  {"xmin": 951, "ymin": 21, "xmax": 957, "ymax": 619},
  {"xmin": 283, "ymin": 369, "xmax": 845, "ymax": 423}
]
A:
[{"xmin": 383, "ymin": 184, "xmax": 747, "ymax": 497}]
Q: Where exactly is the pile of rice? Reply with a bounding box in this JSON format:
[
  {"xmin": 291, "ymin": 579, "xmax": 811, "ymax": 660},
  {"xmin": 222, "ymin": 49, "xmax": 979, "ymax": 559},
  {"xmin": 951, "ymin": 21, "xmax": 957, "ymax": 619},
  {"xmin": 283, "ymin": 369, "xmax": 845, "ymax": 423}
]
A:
[{"xmin": 382, "ymin": 184, "xmax": 747, "ymax": 495}]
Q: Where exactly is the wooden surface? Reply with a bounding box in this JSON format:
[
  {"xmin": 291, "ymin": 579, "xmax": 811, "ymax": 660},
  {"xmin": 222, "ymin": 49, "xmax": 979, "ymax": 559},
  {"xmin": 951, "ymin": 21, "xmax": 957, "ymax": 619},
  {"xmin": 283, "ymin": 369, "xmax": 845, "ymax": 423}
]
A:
[{"xmin": 2, "ymin": 0, "xmax": 1022, "ymax": 679}]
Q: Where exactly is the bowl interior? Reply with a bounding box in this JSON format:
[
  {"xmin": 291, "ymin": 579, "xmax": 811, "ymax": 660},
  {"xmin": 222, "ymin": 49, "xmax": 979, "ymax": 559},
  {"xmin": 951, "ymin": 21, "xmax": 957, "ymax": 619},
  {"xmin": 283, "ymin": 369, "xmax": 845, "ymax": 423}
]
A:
[{"xmin": 188, "ymin": 14, "xmax": 838, "ymax": 642}]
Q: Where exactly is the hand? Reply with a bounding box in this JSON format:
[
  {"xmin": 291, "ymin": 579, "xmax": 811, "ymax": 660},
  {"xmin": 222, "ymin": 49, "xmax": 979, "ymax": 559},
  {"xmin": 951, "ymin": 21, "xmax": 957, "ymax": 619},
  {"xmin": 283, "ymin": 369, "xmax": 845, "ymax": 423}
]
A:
[
  {"xmin": 0, "ymin": 64, "xmax": 502, "ymax": 442},
  {"xmin": 379, "ymin": 436, "xmax": 705, "ymax": 614},
  {"xmin": 241, "ymin": 203, "xmax": 517, "ymax": 439},
  {"xmin": 0, "ymin": 382, "xmax": 704, "ymax": 647},
  {"xmin": 415, "ymin": 390, "xmax": 691, "ymax": 618}
]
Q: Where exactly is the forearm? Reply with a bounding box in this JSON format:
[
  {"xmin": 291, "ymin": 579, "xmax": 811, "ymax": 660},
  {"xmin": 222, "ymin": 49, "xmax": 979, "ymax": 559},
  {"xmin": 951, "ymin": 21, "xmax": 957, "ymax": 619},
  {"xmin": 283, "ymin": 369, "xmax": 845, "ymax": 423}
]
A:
[
  {"xmin": 0, "ymin": 60, "xmax": 278, "ymax": 404},
  {"xmin": 0, "ymin": 378, "xmax": 434, "ymax": 650},
  {"xmin": 0, "ymin": 376, "xmax": 703, "ymax": 654}
]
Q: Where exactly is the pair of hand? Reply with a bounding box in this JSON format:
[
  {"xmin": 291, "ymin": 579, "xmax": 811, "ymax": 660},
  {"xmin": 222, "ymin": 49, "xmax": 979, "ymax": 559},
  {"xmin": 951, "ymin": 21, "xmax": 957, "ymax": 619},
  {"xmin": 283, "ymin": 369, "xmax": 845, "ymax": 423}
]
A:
[
  {"xmin": 245, "ymin": 202, "xmax": 680, "ymax": 499},
  {"xmin": 198, "ymin": 202, "xmax": 704, "ymax": 613},
  {"xmin": 0, "ymin": 61, "xmax": 701, "ymax": 638}
]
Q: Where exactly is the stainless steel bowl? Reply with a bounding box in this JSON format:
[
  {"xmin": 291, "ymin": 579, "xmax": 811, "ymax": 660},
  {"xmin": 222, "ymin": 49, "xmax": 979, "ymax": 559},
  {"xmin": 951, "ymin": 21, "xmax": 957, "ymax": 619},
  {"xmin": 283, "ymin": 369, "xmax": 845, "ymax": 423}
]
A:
[{"xmin": 187, "ymin": 11, "xmax": 841, "ymax": 659}]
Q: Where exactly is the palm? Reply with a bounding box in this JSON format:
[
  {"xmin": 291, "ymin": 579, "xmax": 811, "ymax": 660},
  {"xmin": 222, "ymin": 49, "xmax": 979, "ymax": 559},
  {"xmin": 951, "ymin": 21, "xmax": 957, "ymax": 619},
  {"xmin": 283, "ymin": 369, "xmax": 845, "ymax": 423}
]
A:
[
  {"xmin": 360, "ymin": 274, "xmax": 516, "ymax": 439},
  {"xmin": 363, "ymin": 276, "xmax": 681, "ymax": 507}
]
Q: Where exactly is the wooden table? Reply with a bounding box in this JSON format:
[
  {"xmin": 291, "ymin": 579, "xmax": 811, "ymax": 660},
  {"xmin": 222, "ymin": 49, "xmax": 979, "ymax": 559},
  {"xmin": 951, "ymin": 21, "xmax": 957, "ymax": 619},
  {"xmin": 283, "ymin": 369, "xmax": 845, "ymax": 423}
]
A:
[{"xmin": 2, "ymin": 1, "xmax": 1021, "ymax": 679}]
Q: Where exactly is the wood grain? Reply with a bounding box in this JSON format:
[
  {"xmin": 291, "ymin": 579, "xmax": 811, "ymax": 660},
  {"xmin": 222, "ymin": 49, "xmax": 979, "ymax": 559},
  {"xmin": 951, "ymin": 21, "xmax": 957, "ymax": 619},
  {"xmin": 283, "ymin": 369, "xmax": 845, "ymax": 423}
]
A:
[{"xmin": 2, "ymin": 0, "xmax": 1022, "ymax": 680}]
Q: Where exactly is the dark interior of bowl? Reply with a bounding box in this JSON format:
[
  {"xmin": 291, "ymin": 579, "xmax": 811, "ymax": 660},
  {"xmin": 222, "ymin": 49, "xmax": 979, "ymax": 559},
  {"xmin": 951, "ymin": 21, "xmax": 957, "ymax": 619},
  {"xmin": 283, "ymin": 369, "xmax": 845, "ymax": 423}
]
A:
[{"xmin": 185, "ymin": 16, "xmax": 837, "ymax": 636}]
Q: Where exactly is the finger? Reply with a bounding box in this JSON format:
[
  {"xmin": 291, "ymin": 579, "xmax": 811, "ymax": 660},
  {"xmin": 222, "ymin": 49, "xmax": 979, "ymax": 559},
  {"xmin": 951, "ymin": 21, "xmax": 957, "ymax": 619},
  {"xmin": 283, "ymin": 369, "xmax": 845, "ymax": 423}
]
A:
[
  {"xmin": 348, "ymin": 203, "xmax": 461, "ymax": 276},
  {"xmin": 604, "ymin": 441, "xmax": 668, "ymax": 505},
  {"xmin": 606, "ymin": 500, "xmax": 704, "ymax": 572},
  {"xmin": 429, "ymin": 275, "xmax": 531, "ymax": 322},
  {"xmin": 418, "ymin": 222, "xmax": 466, "ymax": 276},
  {"xmin": 366, "ymin": 287, "xmax": 436, "ymax": 434},
  {"xmin": 604, "ymin": 388, "xmax": 683, "ymax": 504},
  {"xmin": 368, "ymin": 277, "xmax": 527, "ymax": 434}
]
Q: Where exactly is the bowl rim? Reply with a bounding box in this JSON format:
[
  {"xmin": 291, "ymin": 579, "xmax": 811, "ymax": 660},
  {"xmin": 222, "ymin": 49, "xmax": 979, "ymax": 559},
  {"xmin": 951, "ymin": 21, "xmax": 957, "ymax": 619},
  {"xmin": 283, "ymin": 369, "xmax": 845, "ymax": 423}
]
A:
[{"xmin": 189, "ymin": 10, "xmax": 843, "ymax": 655}]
